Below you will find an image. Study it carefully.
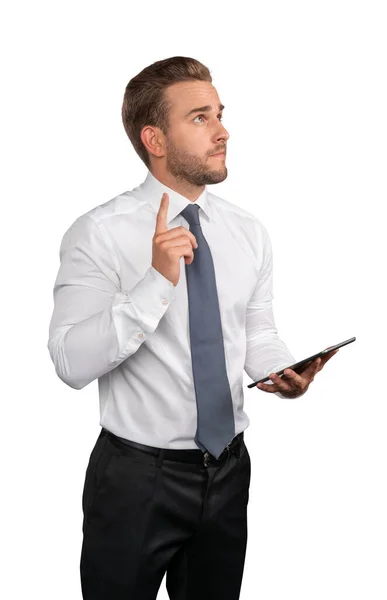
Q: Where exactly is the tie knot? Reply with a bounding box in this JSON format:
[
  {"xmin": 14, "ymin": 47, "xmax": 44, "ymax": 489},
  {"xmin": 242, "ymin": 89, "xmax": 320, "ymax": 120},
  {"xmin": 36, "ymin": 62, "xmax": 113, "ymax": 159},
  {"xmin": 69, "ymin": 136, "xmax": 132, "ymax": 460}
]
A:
[{"xmin": 180, "ymin": 203, "xmax": 200, "ymax": 227}]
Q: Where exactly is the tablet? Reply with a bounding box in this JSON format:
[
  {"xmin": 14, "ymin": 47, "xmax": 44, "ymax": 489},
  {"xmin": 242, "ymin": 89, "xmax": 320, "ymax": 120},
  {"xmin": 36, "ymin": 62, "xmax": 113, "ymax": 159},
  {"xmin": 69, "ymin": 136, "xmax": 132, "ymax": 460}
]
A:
[{"xmin": 247, "ymin": 336, "xmax": 356, "ymax": 388}]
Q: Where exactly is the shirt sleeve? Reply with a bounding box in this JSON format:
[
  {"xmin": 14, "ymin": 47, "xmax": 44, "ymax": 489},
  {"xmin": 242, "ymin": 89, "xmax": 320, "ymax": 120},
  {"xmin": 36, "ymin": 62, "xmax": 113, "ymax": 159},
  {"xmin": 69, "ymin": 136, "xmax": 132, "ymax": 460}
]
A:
[
  {"xmin": 47, "ymin": 214, "xmax": 175, "ymax": 390},
  {"xmin": 243, "ymin": 221, "xmax": 299, "ymax": 399}
]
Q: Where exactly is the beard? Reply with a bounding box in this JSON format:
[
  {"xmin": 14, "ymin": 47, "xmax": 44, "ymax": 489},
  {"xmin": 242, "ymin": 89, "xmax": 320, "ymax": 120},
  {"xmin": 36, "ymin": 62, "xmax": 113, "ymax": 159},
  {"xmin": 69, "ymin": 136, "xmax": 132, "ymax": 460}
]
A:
[{"xmin": 164, "ymin": 137, "xmax": 227, "ymax": 187}]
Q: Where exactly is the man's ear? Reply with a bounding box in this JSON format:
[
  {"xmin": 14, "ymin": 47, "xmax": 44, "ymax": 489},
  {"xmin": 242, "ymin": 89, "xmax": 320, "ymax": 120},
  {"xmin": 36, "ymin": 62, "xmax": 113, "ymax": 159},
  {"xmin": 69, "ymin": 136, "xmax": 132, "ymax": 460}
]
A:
[{"xmin": 141, "ymin": 125, "xmax": 165, "ymax": 160}]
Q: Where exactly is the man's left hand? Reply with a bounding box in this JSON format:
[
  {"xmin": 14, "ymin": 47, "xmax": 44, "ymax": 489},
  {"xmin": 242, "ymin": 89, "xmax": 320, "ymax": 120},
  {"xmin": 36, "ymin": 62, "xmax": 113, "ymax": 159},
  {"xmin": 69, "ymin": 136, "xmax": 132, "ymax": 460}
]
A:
[{"xmin": 256, "ymin": 348, "xmax": 340, "ymax": 398}]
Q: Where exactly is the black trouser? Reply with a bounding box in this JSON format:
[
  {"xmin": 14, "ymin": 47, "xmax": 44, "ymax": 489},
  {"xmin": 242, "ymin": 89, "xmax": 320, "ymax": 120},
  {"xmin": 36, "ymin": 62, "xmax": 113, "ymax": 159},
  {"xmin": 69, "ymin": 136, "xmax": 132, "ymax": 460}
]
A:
[{"xmin": 80, "ymin": 426, "xmax": 251, "ymax": 599}]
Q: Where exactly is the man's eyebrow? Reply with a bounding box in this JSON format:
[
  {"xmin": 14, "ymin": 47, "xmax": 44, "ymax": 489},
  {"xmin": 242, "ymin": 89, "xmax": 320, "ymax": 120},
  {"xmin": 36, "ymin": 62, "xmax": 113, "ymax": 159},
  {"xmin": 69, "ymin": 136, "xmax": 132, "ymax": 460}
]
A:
[{"xmin": 184, "ymin": 103, "xmax": 225, "ymax": 119}]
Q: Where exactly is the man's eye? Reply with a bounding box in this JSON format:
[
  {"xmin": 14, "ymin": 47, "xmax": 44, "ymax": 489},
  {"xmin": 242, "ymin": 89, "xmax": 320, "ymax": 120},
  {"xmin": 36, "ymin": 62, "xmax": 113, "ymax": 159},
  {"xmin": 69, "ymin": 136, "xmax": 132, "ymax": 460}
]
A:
[{"xmin": 194, "ymin": 114, "xmax": 223, "ymax": 123}]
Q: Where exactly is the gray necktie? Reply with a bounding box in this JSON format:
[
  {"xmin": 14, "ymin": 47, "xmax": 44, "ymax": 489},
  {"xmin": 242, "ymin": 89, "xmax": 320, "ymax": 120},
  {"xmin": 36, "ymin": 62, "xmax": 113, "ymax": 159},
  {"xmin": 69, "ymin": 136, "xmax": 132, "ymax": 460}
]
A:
[{"xmin": 180, "ymin": 203, "xmax": 235, "ymax": 459}]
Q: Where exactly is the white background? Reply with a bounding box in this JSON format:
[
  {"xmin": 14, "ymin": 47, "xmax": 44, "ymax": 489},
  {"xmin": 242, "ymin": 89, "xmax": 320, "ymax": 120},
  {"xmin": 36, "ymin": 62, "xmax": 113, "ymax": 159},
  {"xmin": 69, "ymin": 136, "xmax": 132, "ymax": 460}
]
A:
[{"xmin": 1, "ymin": 1, "xmax": 386, "ymax": 598}]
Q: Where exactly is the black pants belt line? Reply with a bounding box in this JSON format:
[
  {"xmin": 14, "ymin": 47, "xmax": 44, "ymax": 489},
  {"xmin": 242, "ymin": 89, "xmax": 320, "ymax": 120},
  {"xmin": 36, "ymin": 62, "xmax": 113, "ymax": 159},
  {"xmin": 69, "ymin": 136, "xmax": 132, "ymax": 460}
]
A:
[{"xmin": 102, "ymin": 428, "xmax": 244, "ymax": 467}]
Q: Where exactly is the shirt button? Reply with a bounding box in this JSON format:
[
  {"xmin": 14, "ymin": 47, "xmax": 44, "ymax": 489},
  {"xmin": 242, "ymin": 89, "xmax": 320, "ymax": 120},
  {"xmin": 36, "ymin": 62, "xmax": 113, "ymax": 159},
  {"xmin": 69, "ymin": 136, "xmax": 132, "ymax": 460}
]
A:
[
  {"xmin": 137, "ymin": 332, "xmax": 144, "ymax": 338},
  {"xmin": 162, "ymin": 298, "xmax": 168, "ymax": 305}
]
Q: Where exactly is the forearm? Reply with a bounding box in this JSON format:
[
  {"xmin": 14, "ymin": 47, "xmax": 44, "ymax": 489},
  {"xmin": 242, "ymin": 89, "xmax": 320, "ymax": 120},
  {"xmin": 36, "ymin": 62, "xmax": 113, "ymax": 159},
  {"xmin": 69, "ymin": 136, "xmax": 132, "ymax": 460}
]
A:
[
  {"xmin": 48, "ymin": 267, "xmax": 175, "ymax": 389},
  {"xmin": 47, "ymin": 213, "xmax": 175, "ymax": 389},
  {"xmin": 244, "ymin": 331, "xmax": 296, "ymax": 399},
  {"xmin": 48, "ymin": 267, "xmax": 174, "ymax": 389},
  {"xmin": 243, "ymin": 221, "xmax": 296, "ymax": 399}
]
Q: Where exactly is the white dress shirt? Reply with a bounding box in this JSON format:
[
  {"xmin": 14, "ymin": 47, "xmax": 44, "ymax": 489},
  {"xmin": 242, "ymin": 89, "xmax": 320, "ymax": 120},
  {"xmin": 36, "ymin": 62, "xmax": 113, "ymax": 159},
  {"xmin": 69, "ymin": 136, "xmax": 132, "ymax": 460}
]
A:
[{"xmin": 48, "ymin": 169, "xmax": 296, "ymax": 448}]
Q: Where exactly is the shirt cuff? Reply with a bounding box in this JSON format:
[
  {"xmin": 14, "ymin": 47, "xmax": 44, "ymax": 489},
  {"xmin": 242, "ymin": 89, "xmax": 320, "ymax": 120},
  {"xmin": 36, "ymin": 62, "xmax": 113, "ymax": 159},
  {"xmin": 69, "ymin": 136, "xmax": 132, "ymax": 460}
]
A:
[{"xmin": 113, "ymin": 265, "xmax": 175, "ymax": 330}]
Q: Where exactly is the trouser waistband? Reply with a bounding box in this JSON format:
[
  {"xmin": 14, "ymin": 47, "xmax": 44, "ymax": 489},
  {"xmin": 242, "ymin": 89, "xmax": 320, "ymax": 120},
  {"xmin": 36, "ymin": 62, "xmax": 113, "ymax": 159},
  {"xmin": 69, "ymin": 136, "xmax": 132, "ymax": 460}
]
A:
[{"xmin": 102, "ymin": 428, "xmax": 244, "ymax": 467}]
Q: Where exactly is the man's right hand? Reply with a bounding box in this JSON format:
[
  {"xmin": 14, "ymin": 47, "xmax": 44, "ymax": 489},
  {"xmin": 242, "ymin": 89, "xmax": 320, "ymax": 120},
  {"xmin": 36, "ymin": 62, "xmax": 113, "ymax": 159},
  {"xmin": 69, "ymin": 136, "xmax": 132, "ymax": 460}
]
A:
[{"xmin": 152, "ymin": 193, "xmax": 198, "ymax": 287}]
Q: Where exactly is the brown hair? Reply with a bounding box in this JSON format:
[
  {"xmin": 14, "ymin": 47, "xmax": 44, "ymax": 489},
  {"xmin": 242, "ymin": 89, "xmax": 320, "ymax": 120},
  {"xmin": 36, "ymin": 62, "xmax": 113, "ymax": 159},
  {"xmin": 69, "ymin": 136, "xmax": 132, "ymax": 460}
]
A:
[{"xmin": 121, "ymin": 56, "xmax": 212, "ymax": 169}]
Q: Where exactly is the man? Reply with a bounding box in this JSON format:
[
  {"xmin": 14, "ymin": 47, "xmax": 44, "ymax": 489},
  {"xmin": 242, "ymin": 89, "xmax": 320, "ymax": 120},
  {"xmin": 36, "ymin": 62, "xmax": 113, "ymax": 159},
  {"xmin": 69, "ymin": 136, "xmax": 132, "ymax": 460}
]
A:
[{"xmin": 48, "ymin": 56, "xmax": 338, "ymax": 599}]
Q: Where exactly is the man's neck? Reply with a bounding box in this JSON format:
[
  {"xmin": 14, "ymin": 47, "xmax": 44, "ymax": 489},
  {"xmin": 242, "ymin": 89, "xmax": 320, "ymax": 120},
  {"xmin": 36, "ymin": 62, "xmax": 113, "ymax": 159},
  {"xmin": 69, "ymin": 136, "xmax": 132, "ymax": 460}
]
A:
[{"xmin": 150, "ymin": 170, "xmax": 204, "ymax": 202}]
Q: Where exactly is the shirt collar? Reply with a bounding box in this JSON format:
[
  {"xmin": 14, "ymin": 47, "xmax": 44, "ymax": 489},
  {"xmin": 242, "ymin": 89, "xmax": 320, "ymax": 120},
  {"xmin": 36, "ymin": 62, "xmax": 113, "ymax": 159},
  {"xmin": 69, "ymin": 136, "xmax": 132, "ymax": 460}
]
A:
[{"xmin": 137, "ymin": 169, "xmax": 213, "ymax": 224}]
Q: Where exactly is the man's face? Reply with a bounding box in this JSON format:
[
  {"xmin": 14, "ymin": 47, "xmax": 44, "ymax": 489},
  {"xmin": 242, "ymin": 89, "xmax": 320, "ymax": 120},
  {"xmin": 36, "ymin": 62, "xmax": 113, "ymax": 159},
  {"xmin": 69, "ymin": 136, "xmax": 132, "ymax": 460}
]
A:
[{"xmin": 160, "ymin": 80, "xmax": 230, "ymax": 186}]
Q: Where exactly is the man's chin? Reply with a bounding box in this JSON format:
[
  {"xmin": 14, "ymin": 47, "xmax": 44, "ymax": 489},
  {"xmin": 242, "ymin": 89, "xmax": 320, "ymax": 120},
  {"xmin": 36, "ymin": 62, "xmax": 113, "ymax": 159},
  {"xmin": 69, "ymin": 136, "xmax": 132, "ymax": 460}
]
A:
[{"xmin": 204, "ymin": 169, "xmax": 227, "ymax": 185}]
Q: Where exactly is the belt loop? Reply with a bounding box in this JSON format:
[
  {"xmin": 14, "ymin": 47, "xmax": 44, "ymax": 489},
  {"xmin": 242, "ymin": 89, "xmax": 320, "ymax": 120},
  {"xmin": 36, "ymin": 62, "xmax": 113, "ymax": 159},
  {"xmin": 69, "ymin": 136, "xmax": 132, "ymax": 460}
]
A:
[{"xmin": 156, "ymin": 449, "xmax": 165, "ymax": 468}]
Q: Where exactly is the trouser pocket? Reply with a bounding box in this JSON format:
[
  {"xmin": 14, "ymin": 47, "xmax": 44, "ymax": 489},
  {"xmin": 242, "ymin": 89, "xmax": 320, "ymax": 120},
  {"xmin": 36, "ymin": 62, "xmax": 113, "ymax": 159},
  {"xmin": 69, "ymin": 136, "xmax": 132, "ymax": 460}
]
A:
[{"xmin": 81, "ymin": 429, "xmax": 115, "ymax": 532}]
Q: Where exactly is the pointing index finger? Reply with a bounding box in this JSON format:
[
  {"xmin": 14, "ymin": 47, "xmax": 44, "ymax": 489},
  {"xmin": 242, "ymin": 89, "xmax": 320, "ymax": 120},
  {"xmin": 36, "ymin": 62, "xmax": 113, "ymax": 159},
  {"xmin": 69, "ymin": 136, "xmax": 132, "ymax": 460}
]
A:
[{"xmin": 155, "ymin": 193, "xmax": 169, "ymax": 234}]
